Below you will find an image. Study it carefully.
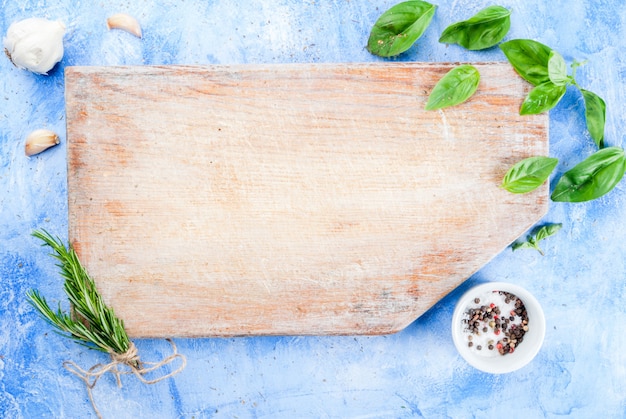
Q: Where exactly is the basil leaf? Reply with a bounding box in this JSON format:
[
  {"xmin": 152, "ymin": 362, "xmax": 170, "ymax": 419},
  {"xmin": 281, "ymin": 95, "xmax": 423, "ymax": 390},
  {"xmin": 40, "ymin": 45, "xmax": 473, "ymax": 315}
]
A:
[
  {"xmin": 424, "ymin": 65, "xmax": 480, "ymax": 110},
  {"xmin": 551, "ymin": 146, "xmax": 626, "ymax": 202},
  {"xmin": 367, "ymin": 1, "xmax": 437, "ymax": 57},
  {"xmin": 511, "ymin": 240, "xmax": 537, "ymax": 252},
  {"xmin": 580, "ymin": 89, "xmax": 606, "ymax": 148},
  {"xmin": 548, "ymin": 50, "xmax": 569, "ymax": 86},
  {"xmin": 501, "ymin": 156, "xmax": 558, "ymax": 193},
  {"xmin": 534, "ymin": 223, "xmax": 562, "ymax": 242},
  {"xmin": 512, "ymin": 223, "xmax": 562, "ymax": 256},
  {"xmin": 520, "ymin": 81, "xmax": 567, "ymax": 115},
  {"xmin": 438, "ymin": 5, "xmax": 511, "ymax": 51},
  {"xmin": 500, "ymin": 39, "xmax": 553, "ymax": 86}
]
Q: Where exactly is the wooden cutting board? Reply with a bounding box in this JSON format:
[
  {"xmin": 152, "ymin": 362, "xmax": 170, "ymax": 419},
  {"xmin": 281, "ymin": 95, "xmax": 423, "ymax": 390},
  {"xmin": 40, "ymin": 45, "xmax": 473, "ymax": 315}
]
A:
[{"xmin": 65, "ymin": 62, "xmax": 548, "ymax": 337}]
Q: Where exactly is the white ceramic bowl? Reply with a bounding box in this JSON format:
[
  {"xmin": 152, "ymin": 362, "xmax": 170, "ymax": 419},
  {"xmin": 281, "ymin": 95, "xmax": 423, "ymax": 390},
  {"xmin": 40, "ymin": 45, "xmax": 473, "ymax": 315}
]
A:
[{"xmin": 451, "ymin": 282, "xmax": 546, "ymax": 374}]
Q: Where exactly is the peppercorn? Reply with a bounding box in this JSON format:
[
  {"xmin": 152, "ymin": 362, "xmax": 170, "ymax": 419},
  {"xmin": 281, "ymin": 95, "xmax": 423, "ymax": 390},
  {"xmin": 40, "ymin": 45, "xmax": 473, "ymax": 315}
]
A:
[{"xmin": 462, "ymin": 291, "xmax": 529, "ymax": 357}]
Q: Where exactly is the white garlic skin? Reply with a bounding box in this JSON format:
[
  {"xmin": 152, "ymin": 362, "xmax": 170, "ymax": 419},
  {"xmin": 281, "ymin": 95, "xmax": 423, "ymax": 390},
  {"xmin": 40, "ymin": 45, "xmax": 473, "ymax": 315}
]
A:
[
  {"xmin": 25, "ymin": 129, "xmax": 60, "ymax": 157},
  {"xmin": 3, "ymin": 18, "xmax": 65, "ymax": 75}
]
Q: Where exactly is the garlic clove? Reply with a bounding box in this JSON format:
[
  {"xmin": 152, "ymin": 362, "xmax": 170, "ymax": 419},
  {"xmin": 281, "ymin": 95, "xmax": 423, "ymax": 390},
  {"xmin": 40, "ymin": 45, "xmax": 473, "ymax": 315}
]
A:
[
  {"xmin": 106, "ymin": 13, "xmax": 142, "ymax": 38},
  {"xmin": 3, "ymin": 18, "xmax": 65, "ymax": 75},
  {"xmin": 25, "ymin": 129, "xmax": 60, "ymax": 157}
]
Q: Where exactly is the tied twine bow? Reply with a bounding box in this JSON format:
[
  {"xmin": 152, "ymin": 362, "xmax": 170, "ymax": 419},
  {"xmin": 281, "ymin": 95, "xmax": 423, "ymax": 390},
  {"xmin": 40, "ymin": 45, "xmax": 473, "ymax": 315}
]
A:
[{"xmin": 63, "ymin": 339, "xmax": 186, "ymax": 419}]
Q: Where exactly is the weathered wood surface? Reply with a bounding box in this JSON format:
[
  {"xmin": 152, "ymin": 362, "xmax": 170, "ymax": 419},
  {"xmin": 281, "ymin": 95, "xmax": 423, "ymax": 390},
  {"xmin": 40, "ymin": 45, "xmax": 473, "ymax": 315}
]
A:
[{"xmin": 65, "ymin": 63, "xmax": 548, "ymax": 337}]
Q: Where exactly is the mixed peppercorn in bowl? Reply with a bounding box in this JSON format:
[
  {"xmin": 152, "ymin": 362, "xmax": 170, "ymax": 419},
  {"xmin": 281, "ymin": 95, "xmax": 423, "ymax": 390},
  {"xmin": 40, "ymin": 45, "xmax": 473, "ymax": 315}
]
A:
[{"xmin": 451, "ymin": 282, "xmax": 546, "ymax": 373}]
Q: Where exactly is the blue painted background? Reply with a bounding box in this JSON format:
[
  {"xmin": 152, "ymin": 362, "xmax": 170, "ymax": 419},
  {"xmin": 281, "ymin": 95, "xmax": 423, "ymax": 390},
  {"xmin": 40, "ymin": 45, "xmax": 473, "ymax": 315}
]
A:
[{"xmin": 1, "ymin": 0, "xmax": 625, "ymax": 417}]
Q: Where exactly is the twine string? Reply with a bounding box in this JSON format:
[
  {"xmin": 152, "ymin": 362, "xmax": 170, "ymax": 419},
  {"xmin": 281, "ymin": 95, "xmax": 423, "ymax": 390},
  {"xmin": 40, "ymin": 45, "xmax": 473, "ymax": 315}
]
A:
[{"xmin": 63, "ymin": 338, "xmax": 186, "ymax": 419}]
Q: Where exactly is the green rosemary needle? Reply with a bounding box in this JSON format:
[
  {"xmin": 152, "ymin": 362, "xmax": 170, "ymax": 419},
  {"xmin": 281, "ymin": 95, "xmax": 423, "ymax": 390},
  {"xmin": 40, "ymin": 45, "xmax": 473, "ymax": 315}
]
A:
[{"xmin": 27, "ymin": 229, "xmax": 132, "ymax": 355}]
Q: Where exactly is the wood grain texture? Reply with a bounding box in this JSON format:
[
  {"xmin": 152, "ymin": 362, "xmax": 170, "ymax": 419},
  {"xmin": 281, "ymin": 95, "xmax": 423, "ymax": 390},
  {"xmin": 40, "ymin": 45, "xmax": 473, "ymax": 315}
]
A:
[{"xmin": 65, "ymin": 62, "xmax": 548, "ymax": 337}]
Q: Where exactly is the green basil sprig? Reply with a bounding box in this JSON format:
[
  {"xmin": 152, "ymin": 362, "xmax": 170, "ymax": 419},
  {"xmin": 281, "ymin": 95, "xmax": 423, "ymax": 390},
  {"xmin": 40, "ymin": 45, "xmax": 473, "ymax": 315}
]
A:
[
  {"xmin": 518, "ymin": 50, "xmax": 568, "ymax": 114},
  {"xmin": 439, "ymin": 5, "xmax": 511, "ymax": 50},
  {"xmin": 425, "ymin": 65, "xmax": 480, "ymax": 110},
  {"xmin": 512, "ymin": 223, "xmax": 562, "ymax": 256},
  {"xmin": 501, "ymin": 39, "xmax": 607, "ymax": 145},
  {"xmin": 367, "ymin": 1, "xmax": 437, "ymax": 57},
  {"xmin": 501, "ymin": 156, "xmax": 559, "ymax": 193},
  {"xmin": 551, "ymin": 147, "xmax": 626, "ymax": 202}
]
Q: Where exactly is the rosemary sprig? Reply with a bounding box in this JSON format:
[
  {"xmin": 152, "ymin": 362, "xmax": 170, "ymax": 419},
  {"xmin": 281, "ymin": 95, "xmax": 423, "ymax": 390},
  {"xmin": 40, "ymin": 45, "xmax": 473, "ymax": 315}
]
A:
[
  {"xmin": 27, "ymin": 229, "xmax": 132, "ymax": 355},
  {"xmin": 27, "ymin": 230, "xmax": 186, "ymax": 417}
]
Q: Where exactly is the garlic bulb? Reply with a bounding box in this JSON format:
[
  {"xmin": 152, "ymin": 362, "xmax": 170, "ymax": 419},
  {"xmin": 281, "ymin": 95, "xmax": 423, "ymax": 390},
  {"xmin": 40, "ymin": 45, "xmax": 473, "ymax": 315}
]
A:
[
  {"xmin": 3, "ymin": 18, "xmax": 65, "ymax": 75},
  {"xmin": 25, "ymin": 129, "xmax": 60, "ymax": 157}
]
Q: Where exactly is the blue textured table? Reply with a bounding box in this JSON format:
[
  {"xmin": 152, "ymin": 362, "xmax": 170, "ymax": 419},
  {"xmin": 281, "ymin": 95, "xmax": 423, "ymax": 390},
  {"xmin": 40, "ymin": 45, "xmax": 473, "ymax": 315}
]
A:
[{"xmin": 1, "ymin": 1, "xmax": 625, "ymax": 417}]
